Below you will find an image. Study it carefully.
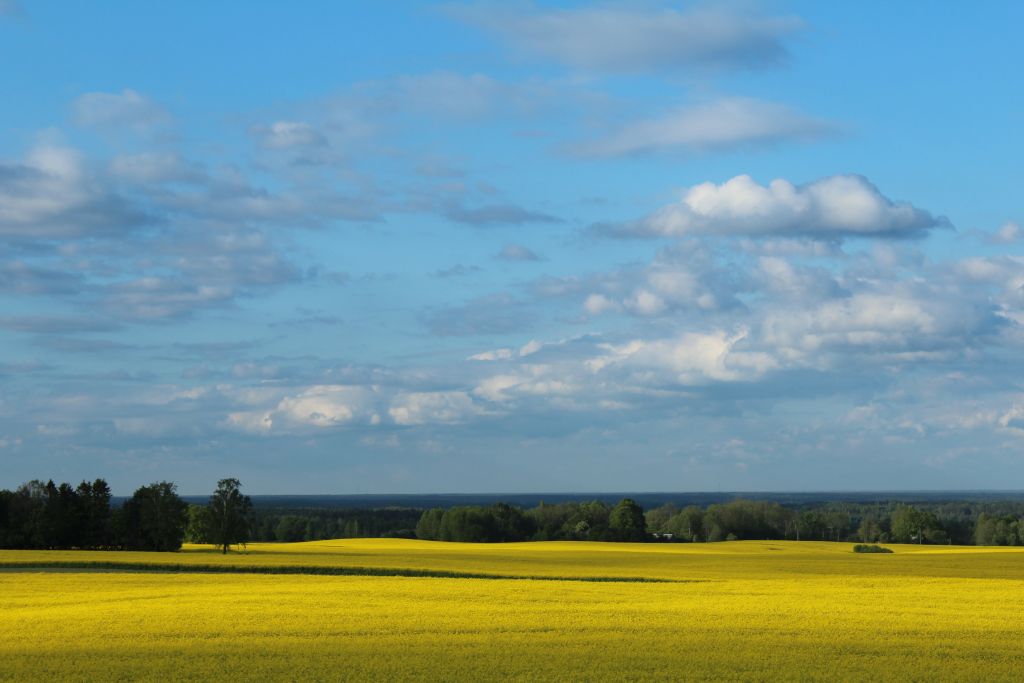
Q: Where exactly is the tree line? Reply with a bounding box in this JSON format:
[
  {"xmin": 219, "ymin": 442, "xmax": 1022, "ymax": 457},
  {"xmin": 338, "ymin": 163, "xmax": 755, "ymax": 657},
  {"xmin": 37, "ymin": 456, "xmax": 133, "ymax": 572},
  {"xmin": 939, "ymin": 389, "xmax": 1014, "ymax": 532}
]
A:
[
  {"xmin": 0, "ymin": 478, "xmax": 254, "ymax": 552},
  {"xmin": 248, "ymin": 508, "xmax": 421, "ymax": 542},
  {"xmin": 415, "ymin": 498, "xmax": 1024, "ymax": 545},
  {"xmin": 644, "ymin": 499, "xmax": 1024, "ymax": 545},
  {"xmin": 9, "ymin": 479, "xmax": 1024, "ymax": 548},
  {"xmin": 414, "ymin": 499, "xmax": 648, "ymax": 542}
]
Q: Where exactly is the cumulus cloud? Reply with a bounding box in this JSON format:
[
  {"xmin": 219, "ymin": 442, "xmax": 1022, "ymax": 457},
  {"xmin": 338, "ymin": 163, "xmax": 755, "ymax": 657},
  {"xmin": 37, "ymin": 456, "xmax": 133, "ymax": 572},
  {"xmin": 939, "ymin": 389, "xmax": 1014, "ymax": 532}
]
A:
[
  {"xmin": 989, "ymin": 221, "xmax": 1022, "ymax": 244},
  {"xmin": 389, "ymin": 391, "xmax": 481, "ymax": 425},
  {"xmin": 470, "ymin": 339, "xmax": 545, "ymax": 362},
  {"xmin": 99, "ymin": 228, "xmax": 302, "ymax": 320},
  {"xmin": 473, "ymin": 370, "xmax": 577, "ymax": 404},
  {"xmin": 587, "ymin": 330, "xmax": 778, "ymax": 384},
  {"xmin": 599, "ymin": 174, "xmax": 948, "ymax": 240},
  {"xmin": 0, "ymin": 145, "xmax": 148, "ymax": 239},
  {"xmin": 759, "ymin": 288, "xmax": 1000, "ymax": 364},
  {"xmin": 223, "ymin": 410, "xmax": 275, "ymax": 434},
  {"xmin": 574, "ymin": 242, "xmax": 746, "ymax": 319},
  {"xmin": 102, "ymin": 278, "xmax": 234, "ymax": 320},
  {"xmin": 224, "ymin": 384, "xmax": 384, "ymax": 434},
  {"xmin": 571, "ymin": 98, "xmax": 833, "ymax": 157},
  {"xmin": 250, "ymin": 121, "xmax": 327, "ymax": 149},
  {"xmin": 276, "ymin": 385, "xmax": 379, "ymax": 428},
  {"xmin": 72, "ymin": 89, "xmax": 171, "ymax": 130},
  {"xmin": 469, "ymin": 348, "xmax": 516, "ymax": 362},
  {"xmin": 452, "ymin": 5, "xmax": 802, "ymax": 72}
]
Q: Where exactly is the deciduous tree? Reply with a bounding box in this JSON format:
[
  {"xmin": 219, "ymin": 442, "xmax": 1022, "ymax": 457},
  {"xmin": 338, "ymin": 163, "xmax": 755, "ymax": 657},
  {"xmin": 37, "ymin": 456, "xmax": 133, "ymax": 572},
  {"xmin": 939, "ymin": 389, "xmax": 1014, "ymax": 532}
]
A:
[{"xmin": 204, "ymin": 478, "xmax": 253, "ymax": 554}]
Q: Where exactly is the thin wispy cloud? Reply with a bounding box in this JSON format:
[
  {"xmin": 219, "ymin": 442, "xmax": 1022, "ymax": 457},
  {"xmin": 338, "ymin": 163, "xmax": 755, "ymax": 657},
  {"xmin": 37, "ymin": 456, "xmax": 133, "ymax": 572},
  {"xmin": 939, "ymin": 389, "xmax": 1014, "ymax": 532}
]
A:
[
  {"xmin": 570, "ymin": 98, "xmax": 834, "ymax": 158},
  {"xmin": 72, "ymin": 89, "xmax": 172, "ymax": 130},
  {"xmin": 451, "ymin": 4, "xmax": 803, "ymax": 73}
]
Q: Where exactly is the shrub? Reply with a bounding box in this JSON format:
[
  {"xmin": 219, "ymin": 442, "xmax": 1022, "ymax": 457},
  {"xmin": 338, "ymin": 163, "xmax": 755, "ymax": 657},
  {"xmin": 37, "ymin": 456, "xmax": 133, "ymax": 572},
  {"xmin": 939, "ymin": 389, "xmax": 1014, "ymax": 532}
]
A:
[{"xmin": 853, "ymin": 543, "xmax": 893, "ymax": 554}]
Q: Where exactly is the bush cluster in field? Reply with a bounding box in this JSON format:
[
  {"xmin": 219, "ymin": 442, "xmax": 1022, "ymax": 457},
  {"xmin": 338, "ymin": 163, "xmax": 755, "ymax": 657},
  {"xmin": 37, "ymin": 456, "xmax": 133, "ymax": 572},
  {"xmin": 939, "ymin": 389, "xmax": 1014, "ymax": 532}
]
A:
[{"xmin": 853, "ymin": 544, "xmax": 894, "ymax": 553}]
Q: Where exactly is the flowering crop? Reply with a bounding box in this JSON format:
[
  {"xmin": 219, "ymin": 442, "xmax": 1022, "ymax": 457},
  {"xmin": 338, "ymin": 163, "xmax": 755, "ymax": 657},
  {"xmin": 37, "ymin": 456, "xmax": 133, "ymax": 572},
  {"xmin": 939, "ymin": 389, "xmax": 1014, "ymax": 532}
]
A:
[{"xmin": 2, "ymin": 540, "xmax": 1024, "ymax": 680}]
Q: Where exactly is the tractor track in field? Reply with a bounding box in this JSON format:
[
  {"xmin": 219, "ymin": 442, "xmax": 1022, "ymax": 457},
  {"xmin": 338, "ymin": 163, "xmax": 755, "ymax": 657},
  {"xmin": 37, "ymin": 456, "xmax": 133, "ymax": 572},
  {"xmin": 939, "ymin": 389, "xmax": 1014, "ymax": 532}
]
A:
[{"xmin": 0, "ymin": 561, "xmax": 704, "ymax": 583}]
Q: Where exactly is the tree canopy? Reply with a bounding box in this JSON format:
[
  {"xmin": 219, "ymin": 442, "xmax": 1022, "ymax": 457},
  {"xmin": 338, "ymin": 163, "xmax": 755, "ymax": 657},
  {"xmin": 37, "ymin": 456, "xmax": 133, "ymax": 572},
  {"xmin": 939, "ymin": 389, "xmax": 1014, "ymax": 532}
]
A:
[{"xmin": 202, "ymin": 478, "xmax": 253, "ymax": 554}]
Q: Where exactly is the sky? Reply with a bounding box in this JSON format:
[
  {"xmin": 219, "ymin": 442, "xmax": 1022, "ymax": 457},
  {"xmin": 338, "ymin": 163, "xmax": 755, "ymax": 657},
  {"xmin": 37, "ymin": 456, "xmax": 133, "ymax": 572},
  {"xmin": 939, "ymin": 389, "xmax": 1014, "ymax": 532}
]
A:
[{"xmin": 1, "ymin": 1, "xmax": 1023, "ymax": 494}]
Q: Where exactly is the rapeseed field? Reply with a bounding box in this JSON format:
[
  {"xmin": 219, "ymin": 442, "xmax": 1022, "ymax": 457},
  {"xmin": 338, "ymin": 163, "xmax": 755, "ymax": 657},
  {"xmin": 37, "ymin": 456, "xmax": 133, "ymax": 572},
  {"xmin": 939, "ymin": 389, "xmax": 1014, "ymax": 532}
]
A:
[{"xmin": 2, "ymin": 540, "xmax": 1024, "ymax": 681}]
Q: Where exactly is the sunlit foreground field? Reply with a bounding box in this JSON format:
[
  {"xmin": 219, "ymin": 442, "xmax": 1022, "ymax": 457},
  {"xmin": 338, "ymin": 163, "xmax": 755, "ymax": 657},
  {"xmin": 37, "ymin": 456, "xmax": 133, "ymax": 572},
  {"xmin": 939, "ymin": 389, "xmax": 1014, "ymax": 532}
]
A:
[{"xmin": 3, "ymin": 540, "xmax": 1024, "ymax": 681}]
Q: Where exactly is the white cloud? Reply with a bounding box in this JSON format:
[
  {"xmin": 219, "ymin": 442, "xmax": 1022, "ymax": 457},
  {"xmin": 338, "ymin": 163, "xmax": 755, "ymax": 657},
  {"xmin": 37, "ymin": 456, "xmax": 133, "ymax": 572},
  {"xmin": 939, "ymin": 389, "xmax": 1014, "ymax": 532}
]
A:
[
  {"xmin": 474, "ymin": 366, "xmax": 578, "ymax": 404},
  {"xmin": 625, "ymin": 289, "xmax": 667, "ymax": 316},
  {"xmin": 454, "ymin": 6, "xmax": 802, "ymax": 72},
  {"xmin": 605, "ymin": 174, "xmax": 946, "ymax": 239},
  {"xmin": 583, "ymin": 293, "xmax": 619, "ymax": 315},
  {"xmin": 469, "ymin": 340, "xmax": 544, "ymax": 361},
  {"xmin": 469, "ymin": 348, "xmax": 516, "ymax": 361},
  {"xmin": 572, "ymin": 98, "xmax": 832, "ymax": 157},
  {"xmin": 0, "ymin": 144, "xmax": 146, "ymax": 238},
  {"xmin": 517, "ymin": 340, "xmax": 541, "ymax": 357},
  {"xmin": 103, "ymin": 277, "xmax": 234, "ymax": 320},
  {"xmin": 579, "ymin": 243, "xmax": 737, "ymax": 318},
  {"xmin": 224, "ymin": 410, "xmax": 274, "ymax": 434},
  {"xmin": 72, "ymin": 89, "xmax": 170, "ymax": 130},
  {"xmin": 389, "ymin": 391, "xmax": 480, "ymax": 425},
  {"xmin": 218, "ymin": 384, "xmax": 383, "ymax": 434},
  {"xmin": 587, "ymin": 330, "xmax": 778, "ymax": 384},
  {"xmin": 990, "ymin": 221, "xmax": 1022, "ymax": 244},
  {"xmin": 276, "ymin": 385, "xmax": 378, "ymax": 428},
  {"xmin": 759, "ymin": 290, "xmax": 991, "ymax": 361},
  {"xmin": 472, "ymin": 375, "xmax": 522, "ymax": 403}
]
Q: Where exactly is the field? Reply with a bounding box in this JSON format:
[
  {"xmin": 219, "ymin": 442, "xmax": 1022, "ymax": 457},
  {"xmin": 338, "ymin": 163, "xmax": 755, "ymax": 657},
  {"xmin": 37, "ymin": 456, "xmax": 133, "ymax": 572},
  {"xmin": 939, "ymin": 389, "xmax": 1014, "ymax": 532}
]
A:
[{"xmin": 3, "ymin": 540, "xmax": 1024, "ymax": 681}]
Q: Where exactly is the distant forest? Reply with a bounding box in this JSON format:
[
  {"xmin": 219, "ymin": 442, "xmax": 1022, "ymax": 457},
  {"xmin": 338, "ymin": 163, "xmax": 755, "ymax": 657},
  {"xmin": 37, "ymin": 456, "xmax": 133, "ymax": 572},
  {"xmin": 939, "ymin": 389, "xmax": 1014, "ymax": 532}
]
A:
[{"xmin": 6, "ymin": 478, "xmax": 1024, "ymax": 550}]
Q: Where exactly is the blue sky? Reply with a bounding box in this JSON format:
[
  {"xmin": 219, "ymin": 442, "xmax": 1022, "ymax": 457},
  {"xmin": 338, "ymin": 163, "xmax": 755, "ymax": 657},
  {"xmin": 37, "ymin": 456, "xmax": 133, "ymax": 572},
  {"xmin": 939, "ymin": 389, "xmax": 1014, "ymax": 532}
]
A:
[{"xmin": 1, "ymin": 1, "xmax": 1023, "ymax": 494}]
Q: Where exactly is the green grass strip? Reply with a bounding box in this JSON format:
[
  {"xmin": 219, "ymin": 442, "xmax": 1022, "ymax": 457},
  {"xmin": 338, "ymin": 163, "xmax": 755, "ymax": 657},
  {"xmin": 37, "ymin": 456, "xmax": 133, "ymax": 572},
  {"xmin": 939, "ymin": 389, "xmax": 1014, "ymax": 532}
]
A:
[{"xmin": 0, "ymin": 561, "xmax": 688, "ymax": 583}]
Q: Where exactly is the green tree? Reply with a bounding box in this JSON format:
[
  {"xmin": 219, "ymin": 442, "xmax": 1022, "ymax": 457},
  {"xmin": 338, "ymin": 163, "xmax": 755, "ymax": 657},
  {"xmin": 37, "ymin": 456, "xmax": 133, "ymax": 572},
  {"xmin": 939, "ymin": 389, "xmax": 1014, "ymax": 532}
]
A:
[
  {"xmin": 666, "ymin": 506, "xmax": 705, "ymax": 542},
  {"xmin": 438, "ymin": 507, "xmax": 495, "ymax": 542},
  {"xmin": 274, "ymin": 515, "xmax": 309, "ymax": 542},
  {"xmin": 645, "ymin": 503, "xmax": 678, "ymax": 535},
  {"xmin": 890, "ymin": 506, "xmax": 942, "ymax": 544},
  {"xmin": 415, "ymin": 508, "xmax": 445, "ymax": 540},
  {"xmin": 609, "ymin": 498, "xmax": 647, "ymax": 542},
  {"xmin": 490, "ymin": 503, "xmax": 533, "ymax": 541},
  {"xmin": 76, "ymin": 479, "xmax": 113, "ymax": 549},
  {"xmin": 857, "ymin": 515, "xmax": 884, "ymax": 543},
  {"xmin": 120, "ymin": 482, "xmax": 189, "ymax": 551},
  {"xmin": 562, "ymin": 501, "xmax": 611, "ymax": 540},
  {"xmin": 204, "ymin": 478, "xmax": 253, "ymax": 554},
  {"xmin": 185, "ymin": 504, "xmax": 210, "ymax": 543},
  {"xmin": 43, "ymin": 480, "xmax": 82, "ymax": 549}
]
